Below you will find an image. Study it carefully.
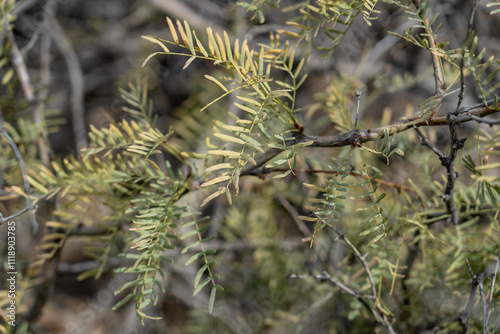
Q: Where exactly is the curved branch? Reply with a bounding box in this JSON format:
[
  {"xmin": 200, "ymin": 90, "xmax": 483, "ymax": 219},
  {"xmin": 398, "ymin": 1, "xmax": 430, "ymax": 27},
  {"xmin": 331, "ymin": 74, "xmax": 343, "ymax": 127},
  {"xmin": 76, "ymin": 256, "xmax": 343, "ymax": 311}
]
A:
[
  {"xmin": 0, "ymin": 128, "xmax": 39, "ymax": 233},
  {"xmin": 50, "ymin": 19, "xmax": 88, "ymax": 151}
]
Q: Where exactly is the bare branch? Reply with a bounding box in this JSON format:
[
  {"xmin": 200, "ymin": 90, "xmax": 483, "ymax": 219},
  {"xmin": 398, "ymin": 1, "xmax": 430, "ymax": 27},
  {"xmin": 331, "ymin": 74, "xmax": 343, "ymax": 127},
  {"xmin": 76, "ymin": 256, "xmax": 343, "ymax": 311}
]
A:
[
  {"xmin": 413, "ymin": 125, "xmax": 447, "ymax": 161},
  {"xmin": 326, "ymin": 226, "xmax": 377, "ymax": 299},
  {"xmin": 459, "ymin": 254, "xmax": 500, "ymax": 333},
  {"xmin": 237, "ymin": 101, "xmax": 500, "ymax": 178},
  {"xmin": 3, "ymin": 9, "xmax": 52, "ymax": 167},
  {"xmin": 275, "ymin": 191, "xmax": 311, "ymax": 236},
  {"xmin": 0, "ymin": 127, "xmax": 39, "ymax": 233}
]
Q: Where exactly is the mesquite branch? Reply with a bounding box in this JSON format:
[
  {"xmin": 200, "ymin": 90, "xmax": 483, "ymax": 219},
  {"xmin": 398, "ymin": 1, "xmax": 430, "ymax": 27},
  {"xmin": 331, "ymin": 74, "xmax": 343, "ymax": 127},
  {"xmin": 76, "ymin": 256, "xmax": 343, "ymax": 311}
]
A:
[
  {"xmin": 459, "ymin": 253, "xmax": 500, "ymax": 333},
  {"xmin": 237, "ymin": 101, "xmax": 500, "ymax": 178},
  {"xmin": 290, "ymin": 225, "xmax": 397, "ymax": 334}
]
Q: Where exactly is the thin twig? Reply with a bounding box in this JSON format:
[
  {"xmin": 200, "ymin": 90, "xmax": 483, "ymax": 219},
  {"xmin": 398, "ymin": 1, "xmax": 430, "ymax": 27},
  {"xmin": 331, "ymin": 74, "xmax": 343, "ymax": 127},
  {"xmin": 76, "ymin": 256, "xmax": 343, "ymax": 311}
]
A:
[
  {"xmin": 239, "ymin": 101, "xmax": 499, "ymax": 176},
  {"xmin": 290, "ymin": 271, "xmax": 396, "ymax": 333},
  {"xmin": 3, "ymin": 12, "xmax": 51, "ymax": 167},
  {"xmin": 354, "ymin": 89, "xmax": 363, "ymax": 131},
  {"xmin": 288, "ymin": 103, "xmax": 498, "ymax": 149},
  {"xmin": 466, "ymin": 257, "xmax": 474, "ymax": 276},
  {"xmin": 0, "ymin": 128, "xmax": 39, "ymax": 233},
  {"xmin": 413, "ymin": 125, "xmax": 447, "ymax": 161},
  {"xmin": 252, "ymin": 168, "xmax": 415, "ymax": 192},
  {"xmin": 3, "ymin": 19, "xmax": 35, "ymax": 102},
  {"xmin": 327, "ymin": 226, "xmax": 396, "ymax": 333},
  {"xmin": 0, "ymin": 204, "xmax": 37, "ymax": 224},
  {"xmin": 275, "ymin": 191, "xmax": 311, "ymax": 236},
  {"xmin": 290, "ymin": 226, "xmax": 397, "ymax": 334},
  {"xmin": 459, "ymin": 255, "xmax": 500, "ymax": 333},
  {"xmin": 412, "ymin": 0, "xmax": 446, "ymax": 99}
]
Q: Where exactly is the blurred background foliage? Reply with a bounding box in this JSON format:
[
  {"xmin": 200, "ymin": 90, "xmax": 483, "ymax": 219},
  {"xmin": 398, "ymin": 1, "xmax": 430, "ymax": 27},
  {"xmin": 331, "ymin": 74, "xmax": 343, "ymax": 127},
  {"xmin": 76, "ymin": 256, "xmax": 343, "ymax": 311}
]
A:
[{"xmin": 0, "ymin": 0, "xmax": 499, "ymax": 333}]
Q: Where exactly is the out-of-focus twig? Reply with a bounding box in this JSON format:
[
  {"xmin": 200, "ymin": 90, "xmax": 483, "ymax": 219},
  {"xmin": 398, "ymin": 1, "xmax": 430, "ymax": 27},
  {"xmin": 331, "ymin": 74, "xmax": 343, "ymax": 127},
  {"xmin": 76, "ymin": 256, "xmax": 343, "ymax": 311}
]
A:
[
  {"xmin": 50, "ymin": 19, "xmax": 88, "ymax": 151},
  {"xmin": 326, "ymin": 226, "xmax": 377, "ymax": 299},
  {"xmin": 459, "ymin": 254, "xmax": 500, "ymax": 333},
  {"xmin": 148, "ymin": 0, "xmax": 225, "ymax": 35},
  {"xmin": 11, "ymin": 0, "xmax": 37, "ymax": 15},
  {"xmin": 3, "ymin": 19, "xmax": 34, "ymax": 102},
  {"xmin": 485, "ymin": 252, "xmax": 500, "ymax": 329},
  {"xmin": 275, "ymin": 191, "xmax": 311, "ymax": 236}
]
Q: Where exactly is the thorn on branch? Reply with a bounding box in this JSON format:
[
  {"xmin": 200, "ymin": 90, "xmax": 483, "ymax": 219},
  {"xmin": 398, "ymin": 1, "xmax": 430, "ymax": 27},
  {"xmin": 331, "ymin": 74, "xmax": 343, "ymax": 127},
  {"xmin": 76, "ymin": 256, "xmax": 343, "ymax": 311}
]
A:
[
  {"xmin": 439, "ymin": 156, "xmax": 450, "ymax": 167},
  {"xmin": 354, "ymin": 88, "xmax": 364, "ymax": 131},
  {"xmin": 453, "ymin": 138, "xmax": 467, "ymax": 151},
  {"xmin": 440, "ymin": 194, "xmax": 450, "ymax": 202},
  {"xmin": 334, "ymin": 230, "xmax": 347, "ymax": 242}
]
